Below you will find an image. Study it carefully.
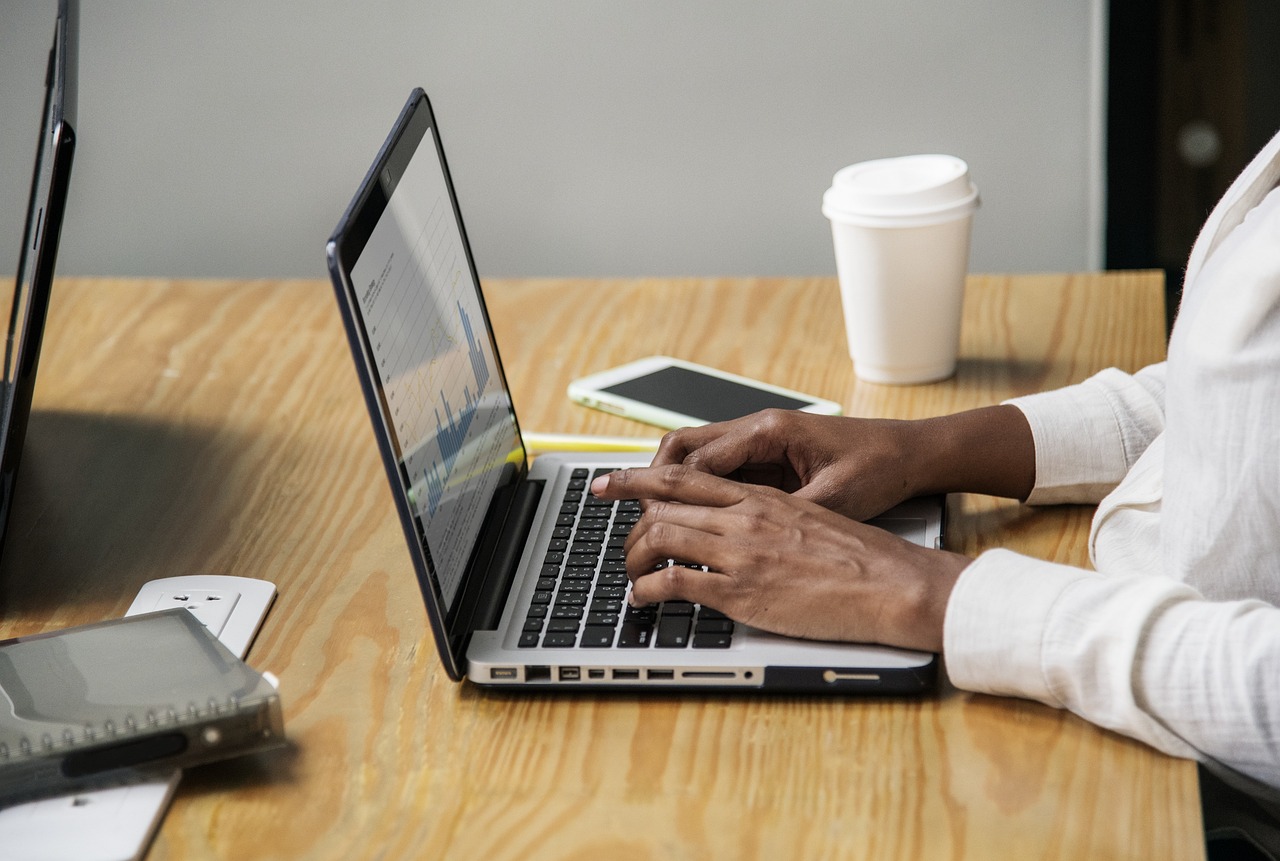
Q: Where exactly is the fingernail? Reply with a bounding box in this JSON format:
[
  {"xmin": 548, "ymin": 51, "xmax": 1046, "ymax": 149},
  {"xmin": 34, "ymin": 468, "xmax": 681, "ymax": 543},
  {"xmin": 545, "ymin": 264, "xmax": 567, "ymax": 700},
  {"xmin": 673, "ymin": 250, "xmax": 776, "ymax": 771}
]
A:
[{"xmin": 590, "ymin": 474, "xmax": 610, "ymax": 495}]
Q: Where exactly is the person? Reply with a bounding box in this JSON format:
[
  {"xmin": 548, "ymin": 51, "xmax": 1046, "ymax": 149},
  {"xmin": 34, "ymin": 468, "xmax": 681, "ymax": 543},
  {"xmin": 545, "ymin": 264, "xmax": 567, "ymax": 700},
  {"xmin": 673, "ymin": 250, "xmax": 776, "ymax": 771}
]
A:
[{"xmin": 591, "ymin": 128, "xmax": 1280, "ymax": 858}]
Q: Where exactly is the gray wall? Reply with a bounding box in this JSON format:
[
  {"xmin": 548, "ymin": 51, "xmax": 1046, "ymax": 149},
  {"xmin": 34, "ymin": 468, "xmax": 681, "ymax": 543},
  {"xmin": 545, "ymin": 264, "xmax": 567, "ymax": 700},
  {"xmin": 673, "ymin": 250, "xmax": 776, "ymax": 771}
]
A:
[{"xmin": 1, "ymin": 1, "xmax": 1105, "ymax": 280}]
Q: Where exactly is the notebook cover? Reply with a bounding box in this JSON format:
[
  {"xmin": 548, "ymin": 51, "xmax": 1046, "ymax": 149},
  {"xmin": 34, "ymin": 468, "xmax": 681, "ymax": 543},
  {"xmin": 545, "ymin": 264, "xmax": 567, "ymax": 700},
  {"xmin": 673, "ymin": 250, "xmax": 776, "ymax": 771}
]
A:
[{"xmin": 0, "ymin": 609, "xmax": 284, "ymax": 804}]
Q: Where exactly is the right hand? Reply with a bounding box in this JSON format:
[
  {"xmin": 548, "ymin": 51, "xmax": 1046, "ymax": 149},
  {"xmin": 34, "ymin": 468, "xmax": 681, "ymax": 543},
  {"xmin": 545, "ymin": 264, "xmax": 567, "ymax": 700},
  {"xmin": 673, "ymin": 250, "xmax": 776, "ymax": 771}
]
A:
[{"xmin": 649, "ymin": 409, "xmax": 924, "ymax": 522}]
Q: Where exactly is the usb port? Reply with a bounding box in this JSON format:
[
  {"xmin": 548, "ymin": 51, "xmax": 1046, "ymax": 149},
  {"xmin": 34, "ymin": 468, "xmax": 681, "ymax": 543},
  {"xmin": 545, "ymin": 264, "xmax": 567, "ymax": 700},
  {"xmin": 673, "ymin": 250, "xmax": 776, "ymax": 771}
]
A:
[
  {"xmin": 647, "ymin": 669, "xmax": 674, "ymax": 680},
  {"xmin": 612, "ymin": 668, "xmax": 640, "ymax": 680},
  {"xmin": 559, "ymin": 667, "xmax": 581, "ymax": 681}
]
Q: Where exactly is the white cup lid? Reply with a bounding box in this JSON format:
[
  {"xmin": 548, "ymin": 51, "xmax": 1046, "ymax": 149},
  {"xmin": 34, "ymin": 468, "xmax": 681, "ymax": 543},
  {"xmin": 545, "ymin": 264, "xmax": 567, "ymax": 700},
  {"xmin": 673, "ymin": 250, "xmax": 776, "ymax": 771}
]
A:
[{"xmin": 823, "ymin": 154, "xmax": 979, "ymax": 226}]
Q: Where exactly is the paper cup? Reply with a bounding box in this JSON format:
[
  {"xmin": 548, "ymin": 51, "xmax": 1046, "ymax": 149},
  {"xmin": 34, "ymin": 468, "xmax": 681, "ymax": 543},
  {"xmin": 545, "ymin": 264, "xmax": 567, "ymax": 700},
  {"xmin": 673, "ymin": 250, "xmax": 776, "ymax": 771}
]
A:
[{"xmin": 822, "ymin": 154, "xmax": 979, "ymax": 384}]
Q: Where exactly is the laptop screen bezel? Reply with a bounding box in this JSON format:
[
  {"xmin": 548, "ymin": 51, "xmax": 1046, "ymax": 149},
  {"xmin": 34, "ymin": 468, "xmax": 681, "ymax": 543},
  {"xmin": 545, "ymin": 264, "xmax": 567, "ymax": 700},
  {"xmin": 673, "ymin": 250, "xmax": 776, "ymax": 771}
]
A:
[
  {"xmin": 326, "ymin": 89, "xmax": 530, "ymax": 681},
  {"xmin": 1, "ymin": 0, "xmax": 78, "ymax": 553}
]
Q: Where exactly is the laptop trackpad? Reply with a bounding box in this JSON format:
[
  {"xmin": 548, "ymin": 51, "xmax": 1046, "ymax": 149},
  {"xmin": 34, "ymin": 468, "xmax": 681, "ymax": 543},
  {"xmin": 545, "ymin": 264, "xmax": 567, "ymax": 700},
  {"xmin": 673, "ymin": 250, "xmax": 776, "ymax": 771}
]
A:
[{"xmin": 867, "ymin": 517, "xmax": 928, "ymax": 546}]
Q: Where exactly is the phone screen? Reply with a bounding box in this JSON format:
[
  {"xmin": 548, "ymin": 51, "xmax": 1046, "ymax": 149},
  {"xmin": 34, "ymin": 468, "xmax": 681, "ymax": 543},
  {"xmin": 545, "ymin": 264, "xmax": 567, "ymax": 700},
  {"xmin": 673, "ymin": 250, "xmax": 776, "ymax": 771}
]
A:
[{"xmin": 600, "ymin": 366, "xmax": 811, "ymax": 423}]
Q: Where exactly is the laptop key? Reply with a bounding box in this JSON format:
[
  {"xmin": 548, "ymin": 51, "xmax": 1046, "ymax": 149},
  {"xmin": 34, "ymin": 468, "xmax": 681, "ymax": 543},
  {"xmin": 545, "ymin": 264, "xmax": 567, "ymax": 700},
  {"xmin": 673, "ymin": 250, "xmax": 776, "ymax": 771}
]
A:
[
  {"xmin": 692, "ymin": 632, "xmax": 732, "ymax": 649},
  {"xmin": 617, "ymin": 621, "xmax": 654, "ymax": 648},
  {"xmin": 543, "ymin": 632, "xmax": 577, "ymax": 648},
  {"xmin": 546, "ymin": 618, "xmax": 581, "ymax": 633},
  {"xmin": 656, "ymin": 615, "xmax": 692, "ymax": 648},
  {"xmin": 625, "ymin": 605, "xmax": 657, "ymax": 624},
  {"xmin": 590, "ymin": 598, "xmax": 624, "ymax": 614},
  {"xmin": 518, "ymin": 632, "xmax": 540, "ymax": 648},
  {"xmin": 585, "ymin": 611, "xmax": 620, "ymax": 626},
  {"xmin": 579, "ymin": 625, "xmax": 616, "ymax": 648}
]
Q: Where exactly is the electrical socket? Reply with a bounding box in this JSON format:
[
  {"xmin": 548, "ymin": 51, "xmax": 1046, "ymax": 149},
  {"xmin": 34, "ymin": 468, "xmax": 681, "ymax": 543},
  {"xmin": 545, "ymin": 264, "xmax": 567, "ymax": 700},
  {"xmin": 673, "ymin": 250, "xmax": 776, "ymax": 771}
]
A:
[
  {"xmin": 125, "ymin": 575, "xmax": 277, "ymax": 659},
  {"xmin": 154, "ymin": 589, "xmax": 240, "ymax": 637}
]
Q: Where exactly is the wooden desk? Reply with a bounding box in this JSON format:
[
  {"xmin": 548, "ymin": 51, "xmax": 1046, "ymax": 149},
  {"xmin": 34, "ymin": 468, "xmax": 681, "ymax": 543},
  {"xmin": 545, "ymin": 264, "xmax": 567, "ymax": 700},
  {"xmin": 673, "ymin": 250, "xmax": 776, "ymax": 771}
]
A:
[{"xmin": 0, "ymin": 273, "xmax": 1201, "ymax": 860}]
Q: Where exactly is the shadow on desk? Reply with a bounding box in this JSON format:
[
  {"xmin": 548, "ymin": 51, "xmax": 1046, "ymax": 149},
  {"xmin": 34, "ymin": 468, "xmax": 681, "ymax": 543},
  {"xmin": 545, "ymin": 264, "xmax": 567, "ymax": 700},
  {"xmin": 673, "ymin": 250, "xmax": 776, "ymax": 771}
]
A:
[{"xmin": 0, "ymin": 409, "xmax": 252, "ymax": 624}]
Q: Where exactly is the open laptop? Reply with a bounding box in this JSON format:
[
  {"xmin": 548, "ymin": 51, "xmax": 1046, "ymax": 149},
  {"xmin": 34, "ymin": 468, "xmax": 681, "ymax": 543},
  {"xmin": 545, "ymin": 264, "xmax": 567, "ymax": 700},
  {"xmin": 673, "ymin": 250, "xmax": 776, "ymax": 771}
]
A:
[
  {"xmin": 326, "ymin": 89, "xmax": 943, "ymax": 692},
  {"xmin": 0, "ymin": 0, "xmax": 78, "ymax": 555}
]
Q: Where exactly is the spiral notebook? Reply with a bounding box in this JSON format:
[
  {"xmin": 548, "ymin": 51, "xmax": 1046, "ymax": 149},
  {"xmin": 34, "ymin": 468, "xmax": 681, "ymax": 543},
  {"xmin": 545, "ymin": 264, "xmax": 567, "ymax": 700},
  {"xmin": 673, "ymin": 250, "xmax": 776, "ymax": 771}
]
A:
[{"xmin": 0, "ymin": 609, "xmax": 284, "ymax": 805}]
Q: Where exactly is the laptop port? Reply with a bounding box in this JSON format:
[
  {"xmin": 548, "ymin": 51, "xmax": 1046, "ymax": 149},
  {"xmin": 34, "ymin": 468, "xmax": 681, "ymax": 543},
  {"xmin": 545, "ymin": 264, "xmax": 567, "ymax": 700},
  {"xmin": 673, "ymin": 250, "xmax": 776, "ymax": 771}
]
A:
[
  {"xmin": 525, "ymin": 665, "xmax": 551, "ymax": 682},
  {"xmin": 559, "ymin": 667, "xmax": 581, "ymax": 681},
  {"xmin": 587, "ymin": 669, "xmax": 605, "ymax": 680},
  {"xmin": 612, "ymin": 668, "xmax": 640, "ymax": 680},
  {"xmin": 647, "ymin": 669, "xmax": 674, "ymax": 680},
  {"xmin": 490, "ymin": 667, "xmax": 518, "ymax": 681}
]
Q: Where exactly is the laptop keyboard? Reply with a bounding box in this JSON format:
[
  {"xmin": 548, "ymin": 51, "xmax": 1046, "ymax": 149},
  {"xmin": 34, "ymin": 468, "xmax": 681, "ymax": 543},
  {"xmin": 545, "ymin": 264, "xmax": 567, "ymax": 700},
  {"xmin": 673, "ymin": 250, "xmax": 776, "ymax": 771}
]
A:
[{"xmin": 518, "ymin": 468, "xmax": 735, "ymax": 650}]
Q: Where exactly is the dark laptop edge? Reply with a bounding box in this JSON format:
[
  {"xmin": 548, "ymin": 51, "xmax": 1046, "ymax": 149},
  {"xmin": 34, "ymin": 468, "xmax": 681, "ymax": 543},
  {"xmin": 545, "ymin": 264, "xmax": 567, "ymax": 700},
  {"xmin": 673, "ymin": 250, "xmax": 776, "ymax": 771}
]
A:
[
  {"xmin": 0, "ymin": 0, "xmax": 78, "ymax": 552},
  {"xmin": 326, "ymin": 89, "xmax": 538, "ymax": 682}
]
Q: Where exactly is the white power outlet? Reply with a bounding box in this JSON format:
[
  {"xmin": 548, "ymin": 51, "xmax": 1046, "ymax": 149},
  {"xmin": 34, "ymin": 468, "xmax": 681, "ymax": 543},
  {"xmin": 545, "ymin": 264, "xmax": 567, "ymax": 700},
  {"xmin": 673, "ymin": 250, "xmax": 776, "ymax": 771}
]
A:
[
  {"xmin": 124, "ymin": 575, "xmax": 277, "ymax": 659},
  {"xmin": 156, "ymin": 589, "xmax": 240, "ymax": 637}
]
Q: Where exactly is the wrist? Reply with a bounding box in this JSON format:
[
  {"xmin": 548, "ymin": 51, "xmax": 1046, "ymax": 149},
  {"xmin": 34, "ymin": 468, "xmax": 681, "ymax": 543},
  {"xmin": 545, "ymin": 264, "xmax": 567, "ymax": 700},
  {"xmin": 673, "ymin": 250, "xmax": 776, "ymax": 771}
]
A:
[
  {"xmin": 881, "ymin": 547, "xmax": 970, "ymax": 653},
  {"xmin": 907, "ymin": 405, "xmax": 1035, "ymax": 500}
]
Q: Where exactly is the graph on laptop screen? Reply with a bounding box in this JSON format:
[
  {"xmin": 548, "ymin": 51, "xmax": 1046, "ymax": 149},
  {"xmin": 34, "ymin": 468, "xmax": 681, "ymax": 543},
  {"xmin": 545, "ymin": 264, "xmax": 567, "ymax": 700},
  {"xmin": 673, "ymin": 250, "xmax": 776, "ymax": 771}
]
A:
[{"xmin": 349, "ymin": 127, "xmax": 520, "ymax": 609}]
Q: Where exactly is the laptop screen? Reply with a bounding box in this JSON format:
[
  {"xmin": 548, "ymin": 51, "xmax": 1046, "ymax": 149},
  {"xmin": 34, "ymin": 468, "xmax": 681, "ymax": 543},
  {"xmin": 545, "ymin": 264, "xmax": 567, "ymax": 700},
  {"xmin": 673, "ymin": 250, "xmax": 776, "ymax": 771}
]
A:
[
  {"xmin": 1, "ymin": 0, "xmax": 77, "ymax": 548},
  {"xmin": 336, "ymin": 97, "xmax": 524, "ymax": 615}
]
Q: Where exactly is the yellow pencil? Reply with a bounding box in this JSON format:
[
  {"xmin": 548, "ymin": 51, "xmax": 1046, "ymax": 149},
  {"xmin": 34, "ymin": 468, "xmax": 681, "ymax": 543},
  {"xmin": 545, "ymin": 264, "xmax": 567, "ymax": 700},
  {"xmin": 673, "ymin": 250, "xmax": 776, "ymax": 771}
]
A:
[{"xmin": 521, "ymin": 431, "xmax": 662, "ymax": 454}]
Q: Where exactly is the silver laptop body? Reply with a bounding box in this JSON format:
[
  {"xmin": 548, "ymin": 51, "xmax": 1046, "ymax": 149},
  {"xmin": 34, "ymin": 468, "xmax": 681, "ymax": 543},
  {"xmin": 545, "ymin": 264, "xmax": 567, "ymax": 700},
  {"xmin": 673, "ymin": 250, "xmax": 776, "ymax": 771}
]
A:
[{"xmin": 326, "ymin": 89, "xmax": 940, "ymax": 693}]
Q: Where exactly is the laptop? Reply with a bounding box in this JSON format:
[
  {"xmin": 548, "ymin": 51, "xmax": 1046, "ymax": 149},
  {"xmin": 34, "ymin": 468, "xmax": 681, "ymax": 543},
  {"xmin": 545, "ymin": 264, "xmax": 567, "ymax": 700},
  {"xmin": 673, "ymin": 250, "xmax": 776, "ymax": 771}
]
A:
[
  {"xmin": 0, "ymin": 0, "xmax": 78, "ymax": 555},
  {"xmin": 326, "ymin": 89, "xmax": 943, "ymax": 693}
]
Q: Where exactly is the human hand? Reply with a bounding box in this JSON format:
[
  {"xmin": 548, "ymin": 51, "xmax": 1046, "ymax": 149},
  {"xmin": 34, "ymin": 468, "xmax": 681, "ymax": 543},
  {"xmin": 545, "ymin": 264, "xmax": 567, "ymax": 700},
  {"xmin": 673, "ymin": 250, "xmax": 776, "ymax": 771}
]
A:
[
  {"xmin": 650, "ymin": 409, "xmax": 923, "ymax": 522},
  {"xmin": 591, "ymin": 464, "xmax": 970, "ymax": 653},
  {"xmin": 650, "ymin": 404, "xmax": 1037, "ymax": 519}
]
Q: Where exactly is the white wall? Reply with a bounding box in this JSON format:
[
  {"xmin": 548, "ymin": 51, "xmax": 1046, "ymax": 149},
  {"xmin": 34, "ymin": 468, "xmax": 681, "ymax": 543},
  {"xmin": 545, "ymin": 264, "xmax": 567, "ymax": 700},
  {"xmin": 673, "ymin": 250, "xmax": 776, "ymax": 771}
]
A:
[{"xmin": 1, "ymin": 1, "xmax": 1104, "ymax": 280}]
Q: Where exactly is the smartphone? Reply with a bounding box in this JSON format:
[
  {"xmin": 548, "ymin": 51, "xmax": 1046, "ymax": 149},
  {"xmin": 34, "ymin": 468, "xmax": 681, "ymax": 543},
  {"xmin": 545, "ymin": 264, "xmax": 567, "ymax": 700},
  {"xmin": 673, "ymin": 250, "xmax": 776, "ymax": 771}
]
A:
[{"xmin": 568, "ymin": 356, "xmax": 843, "ymax": 430}]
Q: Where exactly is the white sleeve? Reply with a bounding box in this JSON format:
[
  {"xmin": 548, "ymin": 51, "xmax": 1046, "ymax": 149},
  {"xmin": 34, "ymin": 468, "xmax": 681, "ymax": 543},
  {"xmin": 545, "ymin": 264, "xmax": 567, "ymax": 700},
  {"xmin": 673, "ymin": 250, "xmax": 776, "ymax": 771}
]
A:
[
  {"xmin": 944, "ymin": 549, "xmax": 1280, "ymax": 792},
  {"xmin": 1004, "ymin": 364, "xmax": 1166, "ymax": 506}
]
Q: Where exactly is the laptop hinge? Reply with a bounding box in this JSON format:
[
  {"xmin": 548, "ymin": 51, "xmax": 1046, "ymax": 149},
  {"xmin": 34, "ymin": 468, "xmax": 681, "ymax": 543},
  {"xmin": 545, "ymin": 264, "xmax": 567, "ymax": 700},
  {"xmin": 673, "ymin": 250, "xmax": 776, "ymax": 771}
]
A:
[{"xmin": 453, "ymin": 478, "xmax": 545, "ymax": 640}]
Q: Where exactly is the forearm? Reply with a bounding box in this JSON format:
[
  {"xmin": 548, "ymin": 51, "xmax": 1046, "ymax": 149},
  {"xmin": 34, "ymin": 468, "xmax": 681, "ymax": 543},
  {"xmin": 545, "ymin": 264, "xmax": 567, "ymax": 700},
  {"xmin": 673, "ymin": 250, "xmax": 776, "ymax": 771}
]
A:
[
  {"xmin": 947, "ymin": 550, "xmax": 1280, "ymax": 791},
  {"xmin": 903, "ymin": 404, "xmax": 1035, "ymax": 501}
]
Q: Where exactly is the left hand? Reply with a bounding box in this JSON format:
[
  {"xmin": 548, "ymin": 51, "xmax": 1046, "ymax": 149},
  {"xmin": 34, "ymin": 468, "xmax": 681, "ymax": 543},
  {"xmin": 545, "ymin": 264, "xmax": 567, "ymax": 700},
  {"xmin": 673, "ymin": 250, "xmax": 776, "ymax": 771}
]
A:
[{"xmin": 591, "ymin": 464, "xmax": 971, "ymax": 653}]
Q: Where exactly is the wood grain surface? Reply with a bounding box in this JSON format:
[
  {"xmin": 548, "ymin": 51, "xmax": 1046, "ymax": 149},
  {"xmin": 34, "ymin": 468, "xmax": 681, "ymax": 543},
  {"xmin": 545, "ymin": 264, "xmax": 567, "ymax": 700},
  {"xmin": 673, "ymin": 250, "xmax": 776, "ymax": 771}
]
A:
[{"xmin": 0, "ymin": 273, "xmax": 1201, "ymax": 860}]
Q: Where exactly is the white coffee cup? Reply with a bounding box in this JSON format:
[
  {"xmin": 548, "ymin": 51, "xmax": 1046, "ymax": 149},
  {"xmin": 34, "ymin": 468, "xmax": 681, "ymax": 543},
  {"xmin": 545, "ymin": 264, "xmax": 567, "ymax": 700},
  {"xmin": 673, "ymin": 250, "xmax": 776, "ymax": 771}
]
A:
[{"xmin": 822, "ymin": 154, "xmax": 979, "ymax": 384}]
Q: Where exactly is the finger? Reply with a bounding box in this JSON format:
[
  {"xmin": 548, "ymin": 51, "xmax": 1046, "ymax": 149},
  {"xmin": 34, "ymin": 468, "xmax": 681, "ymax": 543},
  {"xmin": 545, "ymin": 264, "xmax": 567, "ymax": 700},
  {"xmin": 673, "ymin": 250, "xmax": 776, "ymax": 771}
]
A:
[
  {"xmin": 622, "ymin": 505, "xmax": 736, "ymax": 564},
  {"xmin": 680, "ymin": 411, "xmax": 798, "ymax": 483},
  {"xmin": 649, "ymin": 425, "xmax": 720, "ymax": 467},
  {"xmin": 591, "ymin": 463, "xmax": 754, "ymax": 508},
  {"xmin": 629, "ymin": 560, "xmax": 735, "ymax": 610}
]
